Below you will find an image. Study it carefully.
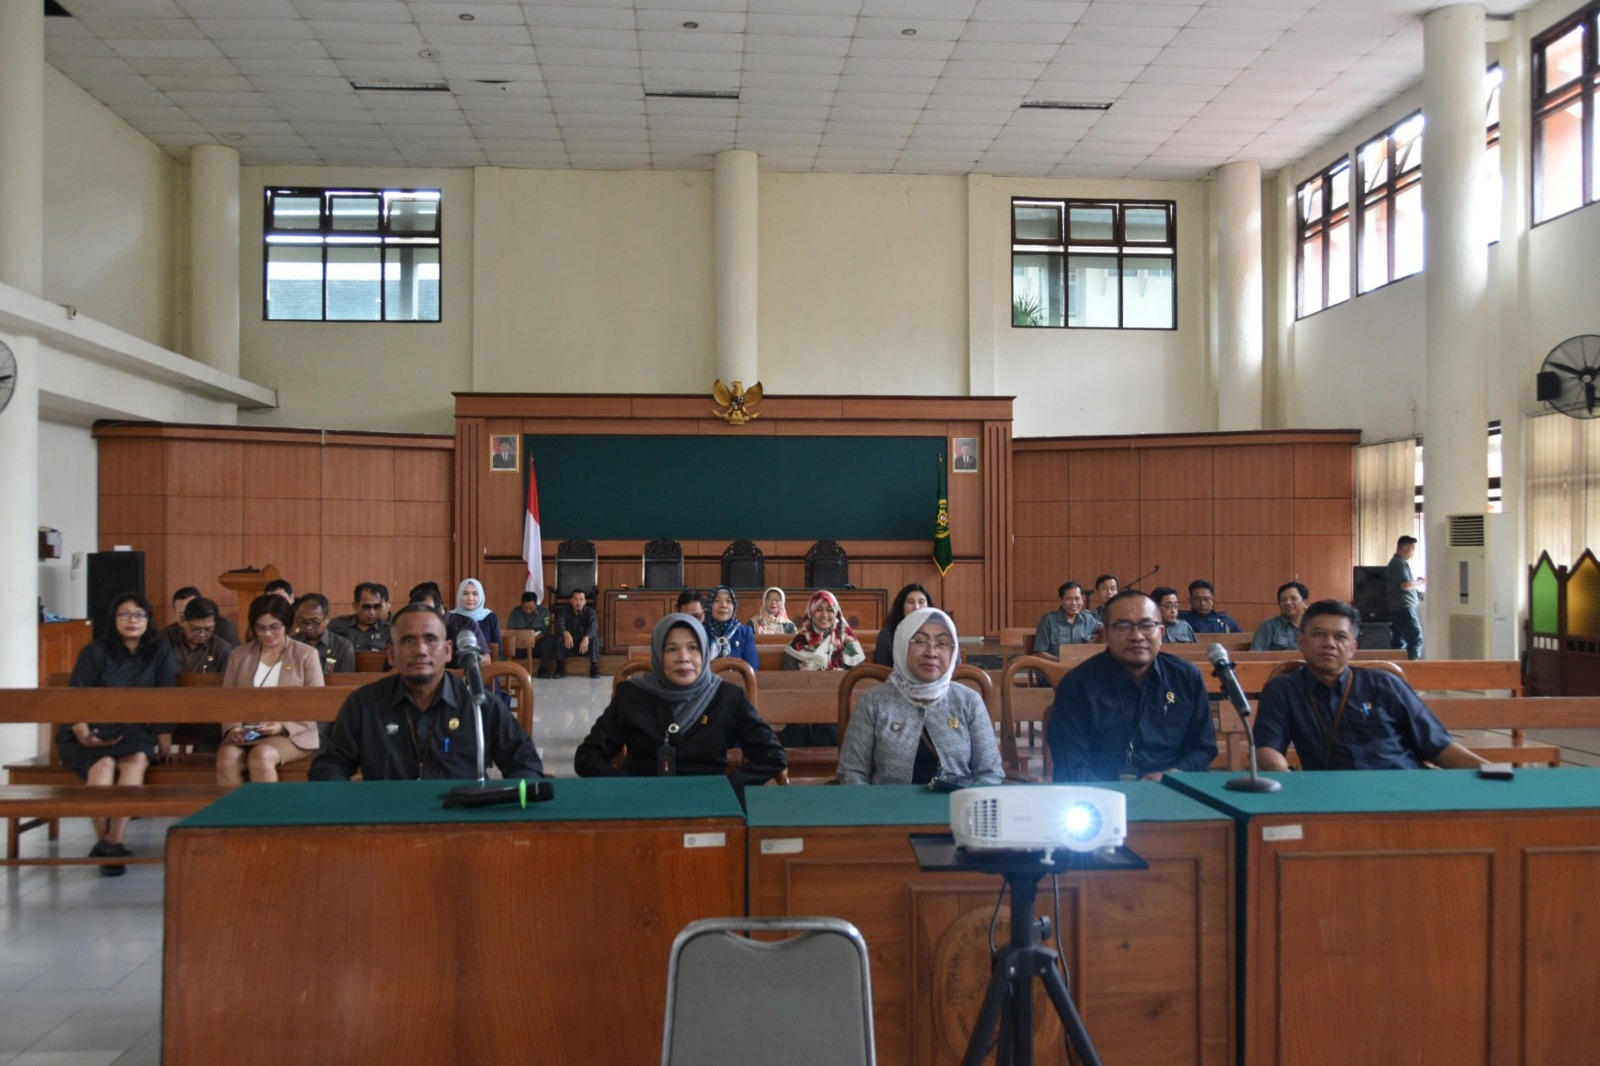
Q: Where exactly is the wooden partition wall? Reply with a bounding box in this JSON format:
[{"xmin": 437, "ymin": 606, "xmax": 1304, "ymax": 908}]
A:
[
  {"xmin": 1012, "ymin": 430, "xmax": 1360, "ymax": 635},
  {"xmin": 454, "ymin": 393, "xmax": 1014, "ymax": 635},
  {"xmin": 96, "ymin": 423, "xmax": 454, "ymax": 630}
]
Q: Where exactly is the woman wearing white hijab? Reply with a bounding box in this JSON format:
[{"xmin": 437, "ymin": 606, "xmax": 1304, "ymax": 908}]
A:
[
  {"xmin": 451, "ymin": 578, "xmax": 502, "ymax": 658},
  {"xmin": 836, "ymin": 608, "xmax": 1002, "ymax": 786},
  {"xmin": 574, "ymin": 613, "xmax": 786, "ymax": 793}
]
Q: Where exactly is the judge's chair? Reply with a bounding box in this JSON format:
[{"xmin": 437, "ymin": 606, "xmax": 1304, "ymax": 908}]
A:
[
  {"xmin": 721, "ymin": 539, "xmax": 766, "ymax": 588},
  {"xmin": 642, "ymin": 537, "xmax": 685, "ymax": 590},
  {"xmin": 661, "ymin": 916, "xmax": 876, "ymax": 1066},
  {"xmin": 554, "ymin": 537, "xmax": 598, "ymax": 599},
  {"xmin": 804, "ymin": 539, "xmax": 850, "ymax": 589}
]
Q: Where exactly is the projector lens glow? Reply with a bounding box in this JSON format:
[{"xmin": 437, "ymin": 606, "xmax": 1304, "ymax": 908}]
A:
[{"xmin": 1063, "ymin": 801, "xmax": 1102, "ymax": 842}]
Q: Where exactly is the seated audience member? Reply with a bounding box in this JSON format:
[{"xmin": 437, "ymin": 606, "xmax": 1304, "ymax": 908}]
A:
[
  {"xmin": 329, "ymin": 582, "xmax": 391, "ymax": 653},
  {"xmin": 292, "ymin": 593, "xmax": 356, "ymax": 674},
  {"xmin": 780, "ymin": 590, "xmax": 864, "ymax": 746},
  {"xmin": 676, "ymin": 588, "xmax": 706, "ymax": 623},
  {"xmin": 838, "ymin": 608, "xmax": 1001, "ymax": 786},
  {"xmin": 452, "ymin": 578, "xmax": 502, "ymax": 659},
  {"xmin": 311, "ymin": 605, "xmax": 544, "ymax": 781},
  {"xmin": 703, "ymin": 585, "xmax": 759, "ymax": 669},
  {"xmin": 1151, "ymin": 587, "xmax": 1196, "ymax": 643},
  {"xmin": 264, "ymin": 578, "xmax": 294, "ymax": 602},
  {"xmin": 1255, "ymin": 599, "xmax": 1486, "ymax": 771},
  {"xmin": 1048, "ymin": 590, "xmax": 1217, "ymax": 783},
  {"xmin": 505, "ymin": 590, "xmax": 551, "ymax": 660},
  {"xmin": 874, "ymin": 583, "xmax": 931, "ymax": 667},
  {"xmin": 166, "ymin": 595, "xmax": 233, "ymax": 673},
  {"xmin": 541, "ymin": 588, "xmax": 600, "ymax": 678},
  {"xmin": 750, "ymin": 586, "xmax": 795, "ymax": 635},
  {"xmin": 63, "ymin": 594, "xmax": 175, "ymax": 876},
  {"xmin": 1032, "ymin": 581, "xmax": 1102, "ymax": 657},
  {"xmin": 409, "ymin": 582, "xmax": 490, "ymax": 665},
  {"xmin": 164, "ymin": 585, "xmax": 239, "ymax": 647},
  {"xmin": 1087, "ymin": 574, "xmax": 1119, "ymax": 622},
  {"xmin": 574, "ymin": 613, "xmax": 784, "ymax": 792},
  {"xmin": 1250, "ymin": 581, "xmax": 1309, "ymax": 651},
  {"xmin": 216, "ymin": 595, "xmax": 323, "ymax": 787},
  {"xmin": 1178, "ymin": 580, "xmax": 1242, "ymax": 634}
]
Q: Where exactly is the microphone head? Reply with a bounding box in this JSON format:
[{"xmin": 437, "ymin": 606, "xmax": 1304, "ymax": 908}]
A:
[
  {"xmin": 1206, "ymin": 643, "xmax": 1232, "ymax": 667},
  {"xmin": 455, "ymin": 629, "xmax": 480, "ymax": 655}
]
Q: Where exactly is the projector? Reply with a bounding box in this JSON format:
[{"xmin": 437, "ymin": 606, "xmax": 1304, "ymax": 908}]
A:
[{"xmin": 951, "ymin": 786, "xmax": 1127, "ymax": 855}]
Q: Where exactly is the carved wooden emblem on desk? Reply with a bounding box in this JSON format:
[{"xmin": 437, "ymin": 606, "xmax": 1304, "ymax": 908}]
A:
[
  {"xmin": 713, "ymin": 379, "xmax": 763, "ymax": 424},
  {"xmin": 927, "ymin": 900, "xmax": 1064, "ymax": 1061}
]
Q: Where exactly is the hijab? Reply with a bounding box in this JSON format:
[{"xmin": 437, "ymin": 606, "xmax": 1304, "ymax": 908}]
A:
[
  {"xmin": 785, "ymin": 590, "xmax": 866, "ymax": 671},
  {"xmin": 888, "ymin": 607, "xmax": 959, "ymax": 705},
  {"xmin": 451, "ymin": 578, "xmax": 492, "ymax": 622},
  {"xmin": 626, "ymin": 613, "xmax": 721, "ymax": 732},
  {"xmin": 752, "ymin": 586, "xmax": 793, "ymax": 634},
  {"xmin": 703, "ymin": 585, "xmax": 741, "ymax": 659}
]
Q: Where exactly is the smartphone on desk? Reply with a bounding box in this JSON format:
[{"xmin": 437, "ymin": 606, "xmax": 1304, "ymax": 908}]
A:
[{"xmin": 1478, "ymin": 762, "xmax": 1514, "ymax": 780}]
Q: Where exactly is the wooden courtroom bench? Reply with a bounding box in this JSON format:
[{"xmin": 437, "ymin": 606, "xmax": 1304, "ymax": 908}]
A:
[{"xmin": 2, "ymin": 785, "xmax": 228, "ymax": 866}]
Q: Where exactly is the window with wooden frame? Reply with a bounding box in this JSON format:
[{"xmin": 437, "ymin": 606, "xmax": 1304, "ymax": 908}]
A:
[
  {"xmin": 264, "ymin": 187, "xmax": 441, "ymax": 322},
  {"xmin": 1296, "ymin": 160, "xmax": 1351, "ymax": 318},
  {"xmin": 1011, "ymin": 199, "xmax": 1176, "ymax": 330},
  {"xmin": 1532, "ymin": 4, "xmax": 1599, "ymax": 223},
  {"xmin": 1356, "ymin": 113, "xmax": 1424, "ymax": 294}
]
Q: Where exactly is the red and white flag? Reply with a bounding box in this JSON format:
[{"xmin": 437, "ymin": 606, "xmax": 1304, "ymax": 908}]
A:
[{"xmin": 523, "ymin": 461, "xmax": 545, "ymax": 601}]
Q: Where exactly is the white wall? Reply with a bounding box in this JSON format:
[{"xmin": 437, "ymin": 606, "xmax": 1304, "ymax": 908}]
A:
[{"xmin": 37, "ymin": 420, "xmax": 96, "ymax": 618}]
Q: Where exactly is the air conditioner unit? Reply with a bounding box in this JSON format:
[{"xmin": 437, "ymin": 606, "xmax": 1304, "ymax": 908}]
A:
[{"xmin": 1443, "ymin": 512, "xmax": 1515, "ymax": 659}]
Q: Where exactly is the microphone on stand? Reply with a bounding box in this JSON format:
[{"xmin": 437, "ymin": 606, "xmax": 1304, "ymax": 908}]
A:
[
  {"xmin": 442, "ymin": 630, "xmax": 554, "ymax": 808},
  {"xmin": 1127, "ymin": 563, "xmax": 1161, "ymax": 590},
  {"xmin": 1207, "ymin": 644, "xmax": 1281, "ymax": 794}
]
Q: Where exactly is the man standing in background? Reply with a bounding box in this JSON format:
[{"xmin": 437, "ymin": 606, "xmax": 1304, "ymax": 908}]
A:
[{"xmin": 1386, "ymin": 535, "xmax": 1425, "ymax": 660}]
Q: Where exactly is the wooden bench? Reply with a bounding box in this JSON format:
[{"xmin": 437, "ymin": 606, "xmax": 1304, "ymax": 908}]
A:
[
  {"xmin": 629, "ymin": 639, "xmax": 880, "ymax": 673},
  {"xmin": 2, "ymin": 785, "xmax": 227, "ymax": 865}
]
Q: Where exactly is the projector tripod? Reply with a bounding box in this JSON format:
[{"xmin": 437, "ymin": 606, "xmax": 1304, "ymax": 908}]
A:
[{"xmin": 960, "ymin": 865, "xmax": 1100, "ymax": 1066}]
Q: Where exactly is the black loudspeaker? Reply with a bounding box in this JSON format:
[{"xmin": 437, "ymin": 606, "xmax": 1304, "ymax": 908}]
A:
[
  {"xmin": 87, "ymin": 551, "xmax": 145, "ymax": 638},
  {"xmin": 1352, "ymin": 565, "xmax": 1389, "ymax": 623},
  {"xmin": 1358, "ymin": 622, "xmax": 1393, "ymax": 650}
]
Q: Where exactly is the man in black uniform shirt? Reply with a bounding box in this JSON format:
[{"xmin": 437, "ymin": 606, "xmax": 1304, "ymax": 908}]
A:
[
  {"xmin": 329, "ymin": 582, "xmax": 391, "ymax": 654},
  {"xmin": 310, "ymin": 605, "xmax": 543, "ymax": 781},
  {"xmin": 292, "ymin": 593, "xmax": 356, "ymax": 675},
  {"xmin": 165, "ymin": 596, "xmax": 233, "ymax": 674}
]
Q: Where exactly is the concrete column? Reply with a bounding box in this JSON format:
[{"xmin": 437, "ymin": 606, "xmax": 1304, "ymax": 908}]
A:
[
  {"xmin": 190, "ymin": 144, "xmax": 241, "ymax": 376},
  {"xmin": 713, "ymin": 149, "xmax": 758, "ymax": 386},
  {"xmin": 1216, "ymin": 161, "xmax": 1264, "ymax": 431},
  {"xmin": 0, "ymin": 0, "xmax": 43, "ymax": 687},
  {"xmin": 1421, "ymin": 5, "xmax": 1489, "ymax": 654}
]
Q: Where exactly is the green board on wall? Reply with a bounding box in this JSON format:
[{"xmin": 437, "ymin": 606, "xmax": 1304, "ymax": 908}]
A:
[{"xmin": 523, "ymin": 435, "xmax": 947, "ymax": 540}]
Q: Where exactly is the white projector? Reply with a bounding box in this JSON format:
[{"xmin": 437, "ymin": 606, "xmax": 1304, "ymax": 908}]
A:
[{"xmin": 951, "ymin": 786, "xmax": 1127, "ymax": 855}]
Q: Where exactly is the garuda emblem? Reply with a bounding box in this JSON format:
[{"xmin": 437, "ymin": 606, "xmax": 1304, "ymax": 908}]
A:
[{"xmin": 713, "ymin": 379, "xmax": 764, "ymax": 425}]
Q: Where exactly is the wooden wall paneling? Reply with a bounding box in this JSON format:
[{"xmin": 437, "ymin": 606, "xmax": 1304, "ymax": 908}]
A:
[
  {"xmin": 766, "ymin": 561, "xmax": 805, "ymax": 588},
  {"xmin": 1212, "ymin": 447, "xmax": 1293, "ymax": 499},
  {"xmin": 1212, "ymin": 497, "xmax": 1295, "ymax": 537},
  {"xmin": 393, "ymin": 536, "xmax": 454, "ymax": 599},
  {"xmin": 164, "ymin": 497, "xmax": 244, "ymax": 536},
  {"xmin": 393, "ymin": 501, "xmax": 451, "ymax": 538},
  {"xmin": 1011, "ymin": 536, "xmax": 1071, "ymax": 604},
  {"xmin": 1293, "ymin": 535, "xmax": 1356, "ymax": 601},
  {"xmin": 1522, "ymin": 849, "xmax": 1600, "ymax": 1065},
  {"xmin": 1066, "ymin": 536, "xmax": 1141, "ymax": 591},
  {"xmin": 243, "ymin": 498, "xmax": 319, "ymax": 538},
  {"xmin": 242, "ymin": 443, "xmax": 321, "ymax": 499},
  {"xmin": 97, "ymin": 438, "xmax": 166, "ymax": 495},
  {"xmin": 1140, "ymin": 499, "xmax": 1213, "ymax": 537},
  {"xmin": 320, "ymin": 537, "xmax": 395, "ymax": 610},
  {"xmin": 322, "ymin": 446, "xmax": 396, "ymax": 502},
  {"xmin": 1015, "ymin": 501, "xmax": 1070, "ymax": 536},
  {"xmin": 855, "ymin": 562, "xmax": 907, "ymax": 595},
  {"xmin": 397, "ymin": 449, "xmax": 453, "ymax": 502},
  {"xmin": 1292, "ymin": 497, "xmax": 1353, "ymax": 535},
  {"xmin": 1140, "ymin": 447, "xmax": 1214, "ymax": 500},
  {"xmin": 1013, "ymin": 452, "xmax": 1069, "ymax": 501},
  {"xmin": 1292, "ymin": 443, "xmax": 1356, "ymax": 498},
  {"xmin": 165, "ymin": 441, "xmax": 244, "ymax": 498},
  {"xmin": 1213, "ymin": 535, "xmax": 1295, "ymax": 607},
  {"xmin": 1069, "ymin": 500, "xmax": 1139, "ymax": 538},
  {"xmin": 98, "ymin": 495, "xmax": 164, "ymax": 538},
  {"xmin": 322, "ymin": 499, "xmax": 394, "ymax": 538},
  {"xmin": 939, "ymin": 562, "xmax": 985, "ymax": 634},
  {"xmin": 477, "ymin": 560, "xmax": 528, "ymax": 624},
  {"xmin": 1138, "ymin": 536, "xmax": 1214, "ymax": 597},
  {"xmin": 1068, "ymin": 449, "xmax": 1140, "ymax": 502},
  {"xmin": 240, "ymin": 535, "xmax": 321, "ymax": 595}
]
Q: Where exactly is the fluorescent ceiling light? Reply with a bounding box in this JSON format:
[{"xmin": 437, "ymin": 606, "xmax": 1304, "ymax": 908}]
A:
[
  {"xmin": 645, "ymin": 89, "xmax": 739, "ymax": 100},
  {"xmin": 350, "ymin": 80, "xmax": 450, "ymax": 93},
  {"xmin": 1021, "ymin": 100, "xmax": 1113, "ymax": 111}
]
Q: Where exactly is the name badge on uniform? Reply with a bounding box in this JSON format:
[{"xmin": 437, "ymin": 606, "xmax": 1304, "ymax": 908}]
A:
[
  {"xmin": 1119, "ymin": 772, "xmax": 1138, "ymax": 782},
  {"xmin": 948, "ymin": 717, "xmax": 960, "ymax": 730},
  {"xmin": 384, "ymin": 723, "xmax": 399, "ymax": 735},
  {"xmin": 448, "ymin": 718, "xmax": 460, "ymax": 731},
  {"xmin": 890, "ymin": 721, "xmax": 904, "ymax": 732}
]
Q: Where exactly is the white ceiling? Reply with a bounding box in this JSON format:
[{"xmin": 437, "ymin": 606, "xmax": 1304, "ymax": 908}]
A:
[{"xmin": 42, "ymin": 0, "xmax": 1534, "ymax": 180}]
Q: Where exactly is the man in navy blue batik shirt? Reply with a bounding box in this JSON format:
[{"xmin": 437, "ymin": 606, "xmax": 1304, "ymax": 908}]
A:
[{"xmin": 1177, "ymin": 579, "xmax": 1242, "ymax": 634}]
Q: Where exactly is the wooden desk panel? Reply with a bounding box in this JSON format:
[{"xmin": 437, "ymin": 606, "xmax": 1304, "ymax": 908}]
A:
[
  {"xmin": 746, "ymin": 787, "xmax": 1234, "ymax": 1066},
  {"xmin": 603, "ymin": 587, "xmax": 887, "ymax": 650}
]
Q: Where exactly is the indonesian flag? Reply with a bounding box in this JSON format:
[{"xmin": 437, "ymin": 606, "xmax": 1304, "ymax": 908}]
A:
[{"xmin": 523, "ymin": 461, "xmax": 545, "ymax": 601}]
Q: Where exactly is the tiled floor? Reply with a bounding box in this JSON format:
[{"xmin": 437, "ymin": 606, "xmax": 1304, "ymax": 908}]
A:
[{"xmin": 0, "ymin": 676, "xmax": 616, "ymax": 1064}]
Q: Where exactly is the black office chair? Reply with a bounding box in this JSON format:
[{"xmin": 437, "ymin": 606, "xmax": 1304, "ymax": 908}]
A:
[
  {"xmin": 804, "ymin": 539, "xmax": 849, "ymax": 589},
  {"xmin": 642, "ymin": 537, "xmax": 685, "ymax": 589},
  {"xmin": 721, "ymin": 539, "xmax": 765, "ymax": 588},
  {"xmin": 554, "ymin": 537, "xmax": 598, "ymax": 599}
]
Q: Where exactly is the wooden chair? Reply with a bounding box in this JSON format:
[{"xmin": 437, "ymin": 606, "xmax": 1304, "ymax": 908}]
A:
[
  {"xmin": 804, "ymin": 539, "xmax": 849, "ymax": 588},
  {"xmin": 555, "ymin": 537, "xmax": 599, "ymax": 599},
  {"xmin": 642, "ymin": 537, "xmax": 685, "ymax": 590},
  {"xmin": 720, "ymin": 539, "xmax": 765, "ymax": 588},
  {"xmin": 501, "ymin": 628, "xmax": 541, "ymax": 663},
  {"xmin": 999, "ymin": 627, "xmax": 1036, "ymax": 654},
  {"xmin": 482, "ymin": 660, "xmax": 536, "ymax": 736},
  {"xmin": 354, "ymin": 651, "xmax": 388, "ymax": 673},
  {"xmin": 999, "ymin": 655, "xmax": 1073, "ymax": 781}
]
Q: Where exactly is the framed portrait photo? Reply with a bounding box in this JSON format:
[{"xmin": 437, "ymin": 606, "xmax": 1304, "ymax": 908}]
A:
[
  {"xmin": 952, "ymin": 436, "xmax": 979, "ymax": 474},
  {"xmin": 490, "ymin": 434, "xmax": 520, "ymax": 473}
]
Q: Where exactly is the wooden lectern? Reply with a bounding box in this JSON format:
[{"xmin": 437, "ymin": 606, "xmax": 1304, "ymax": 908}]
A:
[{"xmin": 218, "ymin": 565, "xmax": 281, "ymax": 639}]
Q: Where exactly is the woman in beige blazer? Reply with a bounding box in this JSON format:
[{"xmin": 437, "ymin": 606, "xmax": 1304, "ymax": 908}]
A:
[{"xmin": 216, "ymin": 594, "xmax": 323, "ymax": 786}]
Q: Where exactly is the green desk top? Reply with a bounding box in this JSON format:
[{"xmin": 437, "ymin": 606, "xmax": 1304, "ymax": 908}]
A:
[
  {"xmin": 175, "ymin": 777, "xmax": 744, "ymax": 830},
  {"xmin": 1163, "ymin": 767, "xmax": 1600, "ymax": 819},
  {"xmin": 743, "ymin": 781, "xmax": 1228, "ymax": 829}
]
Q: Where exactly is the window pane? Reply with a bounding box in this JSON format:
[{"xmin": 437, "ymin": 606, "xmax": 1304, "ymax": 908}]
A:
[
  {"xmin": 1013, "ymin": 203, "xmax": 1061, "ymax": 242},
  {"xmin": 331, "ymin": 195, "xmax": 380, "ymax": 232},
  {"xmin": 1329, "ymin": 165, "xmax": 1350, "ymax": 211},
  {"xmin": 1067, "ymin": 205, "xmax": 1115, "ymax": 241},
  {"xmin": 1327, "ymin": 218, "xmax": 1350, "ymax": 306},
  {"xmin": 1067, "ymin": 254, "xmax": 1119, "ymax": 327},
  {"xmin": 1124, "ymin": 206, "xmax": 1168, "ymax": 242},
  {"xmin": 1394, "ymin": 114, "xmax": 1424, "ymax": 173},
  {"xmin": 270, "ymin": 195, "xmax": 321, "ymax": 231},
  {"xmin": 266, "ymin": 245, "xmax": 323, "ymax": 320},
  {"xmin": 1121, "ymin": 256, "xmax": 1173, "ymax": 328},
  {"xmin": 1541, "ymin": 24, "xmax": 1584, "ymax": 94},
  {"xmin": 1536, "ymin": 100, "xmax": 1585, "ymax": 220},
  {"xmin": 1299, "ymin": 181, "xmax": 1323, "ymax": 224},
  {"xmin": 326, "ymin": 245, "xmax": 382, "ymax": 320},
  {"xmin": 1299, "ymin": 233, "xmax": 1324, "ymax": 318},
  {"xmin": 384, "ymin": 246, "xmax": 441, "ymax": 322},
  {"xmin": 1360, "ymin": 137, "xmax": 1389, "ymax": 192},
  {"xmin": 1359, "ymin": 198, "xmax": 1389, "ymax": 292},
  {"xmin": 388, "ymin": 194, "xmax": 440, "ymax": 235},
  {"xmin": 1012, "ymin": 253, "xmax": 1064, "ymax": 327},
  {"xmin": 1485, "ymin": 66, "xmax": 1502, "ymax": 127},
  {"xmin": 1393, "ymin": 182, "xmax": 1423, "ymax": 279}
]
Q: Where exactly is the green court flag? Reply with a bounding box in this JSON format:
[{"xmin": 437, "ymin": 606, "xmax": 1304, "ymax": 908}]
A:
[{"xmin": 934, "ymin": 455, "xmax": 953, "ymax": 575}]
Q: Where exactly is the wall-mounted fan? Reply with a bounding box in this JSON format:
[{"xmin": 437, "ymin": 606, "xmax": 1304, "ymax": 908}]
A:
[{"xmin": 1537, "ymin": 336, "xmax": 1600, "ymax": 418}]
